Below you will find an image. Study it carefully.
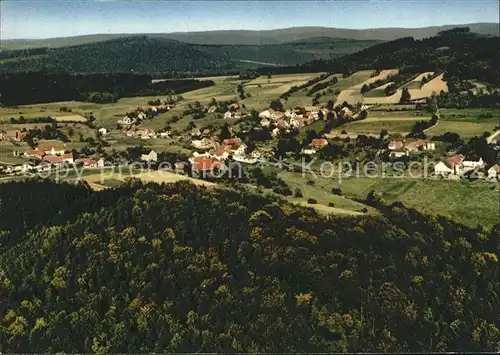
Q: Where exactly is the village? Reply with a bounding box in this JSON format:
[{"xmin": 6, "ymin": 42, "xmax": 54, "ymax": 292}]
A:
[{"xmin": 1, "ymin": 96, "xmax": 499, "ymax": 182}]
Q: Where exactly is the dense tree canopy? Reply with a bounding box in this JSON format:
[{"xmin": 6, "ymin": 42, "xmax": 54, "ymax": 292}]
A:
[{"xmin": 0, "ymin": 179, "xmax": 498, "ymax": 353}]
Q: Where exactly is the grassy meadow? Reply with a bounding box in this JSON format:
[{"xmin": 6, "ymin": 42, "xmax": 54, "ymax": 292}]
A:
[{"xmin": 280, "ymin": 171, "xmax": 499, "ymax": 229}]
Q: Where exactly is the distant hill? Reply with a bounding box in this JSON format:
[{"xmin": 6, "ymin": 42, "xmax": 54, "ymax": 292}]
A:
[
  {"xmin": 0, "ymin": 36, "xmax": 379, "ymax": 75},
  {"xmin": 1, "ymin": 23, "xmax": 497, "ymax": 50},
  {"xmin": 275, "ymin": 30, "xmax": 500, "ymax": 87}
]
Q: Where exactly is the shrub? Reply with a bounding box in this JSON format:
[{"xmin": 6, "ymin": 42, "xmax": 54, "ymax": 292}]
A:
[
  {"xmin": 331, "ymin": 187, "xmax": 342, "ymax": 195},
  {"xmin": 307, "ymin": 198, "xmax": 317, "ymax": 204}
]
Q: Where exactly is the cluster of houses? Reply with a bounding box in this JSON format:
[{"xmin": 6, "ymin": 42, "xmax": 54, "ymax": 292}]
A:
[
  {"xmin": 125, "ymin": 128, "xmax": 170, "ymax": 140},
  {"xmin": 118, "ymin": 103, "xmax": 172, "ymax": 126},
  {"xmin": 387, "ymin": 139, "xmax": 436, "ymax": 158},
  {"xmin": 259, "ymin": 107, "xmax": 330, "ymax": 138},
  {"xmin": 433, "ymin": 154, "xmax": 498, "ymax": 178},
  {"xmin": 188, "ymin": 137, "xmax": 268, "ymax": 176},
  {"xmin": 0, "ymin": 143, "xmax": 107, "ymax": 175}
]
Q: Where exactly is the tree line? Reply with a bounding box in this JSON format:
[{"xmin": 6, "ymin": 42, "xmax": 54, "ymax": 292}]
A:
[{"xmin": 0, "ymin": 72, "xmax": 214, "ymax": 106}]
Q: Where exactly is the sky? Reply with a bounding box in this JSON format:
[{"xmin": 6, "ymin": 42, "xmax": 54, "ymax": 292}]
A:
[{"xmin": 1, "ymin": 0, "xmax": 498, "ymax": 40}]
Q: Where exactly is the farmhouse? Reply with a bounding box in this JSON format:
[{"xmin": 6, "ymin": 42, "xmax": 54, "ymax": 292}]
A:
[
  {"xmin": 140, "ymin": 150, "xmax": 158, "ymax": 163},
  {"xmin": 38, "ymin": 144, "xmax": 66, "ymax": 156},
  {"xmin": 78, "ymin": 158, "xmax": 105, "ymax": 168},
  {"xmin": 190, "ymin": 157, "xmax": 226, "ymax": 176},
  {"xmin": 4, "ymin": 130, "xmax": 27, "ymax": 142},
  {"xmin": 434, "ymin": 161, "xmax": 453, "ymax": 175},
  {"xmin": 192, "ymin": 138, "xmax": 216, "ymax": 150},
  {"xmin": 24, "ymin": 150, "xmax": 44, "ymax": 159},
  {"xmin": 462, "ymin": 156, "xmax": 484, "ymax": 170},
  {"xmin": 209, "ymin": 146, "xmax": 230, "ymax": 161},
  {"xmin": 310, "ymin": 138, "xmax": 329, "ymax": 150},
  {"xmin": 259, "ymin": 109, "xmax": 284, "ymax": 121},
  {"xmin": 98, "ymin": 128, "xmax": 108, "ymax": 136},
  {"xmin": 405, "ymin": 139, "xmax": 426, "ymax": 152},
  {"xmin": 222, "ymin": 138, "xmax": 247, "ymax": 156},
  {"xmin": 487, "ymin": 164, "xmax": 500, "ymax": 179},
  {"xmin": 435, "ymin": 154, "xmax": 464, "ymax": 175},
  {"xmin": 388, "ymin": 141, "xmax": 404, "ymax": 150},
  {"xmin": 43, "ymin": 153, "xmax": 74, "ymax": 166}
]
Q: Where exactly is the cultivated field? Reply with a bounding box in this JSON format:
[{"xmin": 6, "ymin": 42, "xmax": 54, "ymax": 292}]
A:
[
  {"xmin": 363, "ymin": 72, "xmax": 449, "ymax": 104},
  {"xmin": 52, "ymin": 114, "xmax": 87, "ymax": 122},
  {"xmin": 82, "ymin": 170, "xmax": 216, "ymax": 188},
  {"xmin": 280, "ymin": 171, "xmax": 499, "ymax": 229}
]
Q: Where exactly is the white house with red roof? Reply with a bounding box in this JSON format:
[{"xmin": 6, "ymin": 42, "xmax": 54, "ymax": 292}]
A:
[{"xmin": 222, "ymin": 138, "xmax": 247, "ymax": 156}]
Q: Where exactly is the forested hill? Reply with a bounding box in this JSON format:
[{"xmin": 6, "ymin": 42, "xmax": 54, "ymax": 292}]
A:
[
  {"xmin": 1, "ymin": 22, "xmax": 497, "ymax": 49},
  {"xmin": 267, "ymin": 30, "xmax": 500, "ymax": 85},
  {"xmin": 0, "ymin": 37, "xmax": 233, "ymax": 76},
  {"xmin": 0, "ymin": 179, "xmax": 499, "ymax": 353},
  {"xmin": 0, "ymin": 36, "xmax": 378, "ymax": 75}
]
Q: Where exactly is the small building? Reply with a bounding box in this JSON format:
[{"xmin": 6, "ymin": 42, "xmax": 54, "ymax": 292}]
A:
[
  {"xmin": 222, "ymin": 138, "xmax": 247, "ymax": 156},
  {"xmin": 174, "ymin": 162, "xmax": 188, "ymax": 174},
  {"xmin": 43, "ymin": 153, "xmax": 74, "ymax": 166},
  {"xmin": 389, "ymin": 150, "xmax": 408, "ymax": 158},
  {"xmin": 192, "ymin": 138, "xmax": 216, "ymax": 150},
  {"xmin": 435, "ymin": 154, "xmax": 464, "ymax": 175},
  {"xmin": 140, "ymin": 150, "xmax": 158, "ymax": 163},
  {"xmin": 209, "ymin": 146, "xmax": 230, "ymax": 161},
  {"xmin": 260, "ymin": 117, "xmax": 271, "ymax": 127},
  {"xmin": 190, "ymin": 157, "xmax": 226, "ymax": 176},
  {"xmin": 78, "ymin": 158, "xmax": 105, "ymax": 168},
  {"xmin": 98, "ymin": 128, "xmax": 108, "ymax": 136},
  {"xmin": 301, "ymin": 147, "xmax": 317, "ymax": 155},
  {"xmin": 434, "ymin": 161, "xmax": 454, "ymax": 175},
  {"xmin": 118, "ymin": 116, "xmax": 136, "ymax": 125},
  {"xmin": 5, "ymin": 130, "xmax": 27, "ymax": 142},
  {"xmin": 38, "ymin": 144, "xmax": 66, "ymax": 156},
  {"xmin": 271, "ymin": 127, "xmax": 280, "ymax": 138},
  {"xmin": 425, "ymin": 142, "xmax": 436, "ymax": 151},
  {"xmin": 207, "ymin": 105, "xmax": 217, "ymax": 113},
  {"xmin": 310, "ymin": 138, "xmax": 328, "ymax": 150},
  {"xmin": 487, "ymin": 164, "xmax": 500, "ymax": 179},
  {"xmin": 405, "ymin": 139, "xmax": 426, "ymax": 152},
  {"xmin": 463, "ymin": 156, "xmax": 484, "ymax": 170},
  {"xmin": 388, "ymin": 141, "xmax": 404, "ymax": 150},
  {"xmin": 24, "ymin": 149, "xmax": 44, "ymax": 160}
]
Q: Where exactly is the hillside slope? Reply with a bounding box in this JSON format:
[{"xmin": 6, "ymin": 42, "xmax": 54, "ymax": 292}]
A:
[
  {"xmin": 0, "ymin": 36, "xmax": 378, "ymax": 75},
  {"xmin": 0, "ymin": 179, "xmax": 499, "ymax": 352},
  {"xmin": 1, "ymin": 22, "xmax": 497, "ymax": 49}
]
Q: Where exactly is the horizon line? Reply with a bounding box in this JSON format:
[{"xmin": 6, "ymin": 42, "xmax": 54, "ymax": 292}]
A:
[{"xmin": 1, "ymin": 21, "xmax": 497, "ymax": 41}]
